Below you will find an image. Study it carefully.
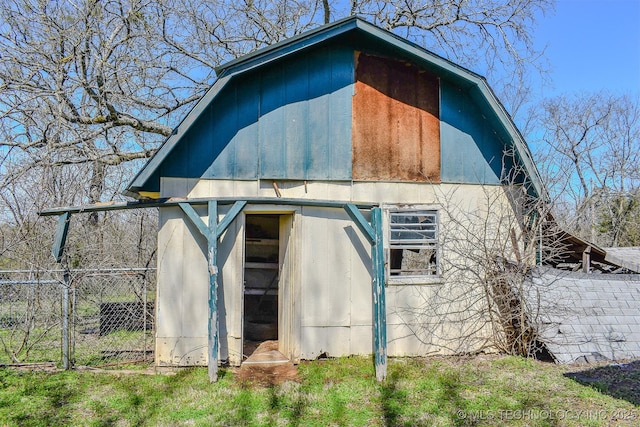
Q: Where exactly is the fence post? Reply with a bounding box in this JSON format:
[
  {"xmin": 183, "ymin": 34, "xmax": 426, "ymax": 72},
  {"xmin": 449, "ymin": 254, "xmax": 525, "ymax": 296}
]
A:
[
  {"xmin": 61, "ymin": 268, "xmax": 71, "ymax": 370},
  {"xmin": 143, "ymin": 276, "xmax": 148, "ymax": 360}
]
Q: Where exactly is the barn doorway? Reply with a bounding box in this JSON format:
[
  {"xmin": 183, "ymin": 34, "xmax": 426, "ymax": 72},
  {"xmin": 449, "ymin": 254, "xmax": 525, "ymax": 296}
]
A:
[{"xmin": 243, "ymin": 214, "xmax": 281, "ymax": 358}]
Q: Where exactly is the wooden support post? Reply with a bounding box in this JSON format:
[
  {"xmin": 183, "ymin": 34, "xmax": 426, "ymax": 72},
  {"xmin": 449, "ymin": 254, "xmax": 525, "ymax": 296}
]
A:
[
  {"xmin": 179, "ymin": 200, "xmax": 246, "ymax": 382},
  {"xmin": 343, "ymin": 204, "xmax": 375, "ymax": 244},
  {"xmin": 51, "ymin": 212, "xmax": 72, "ymax": 370},
  {"xmin": 206, "ymin": 201, "xmax": 219, "ymax": 382},
  {"xmin": 582, "ymin": 246, "xmax": 592, "ymax": 274},
  {"xmin": 52, "ymin": 212, "xmax": 71, "ymax": 263},
  {"xmin": 370, "ymin": 207, "xmax": 387, "ymax": 381},
  {"xmin": 344, "ymin": 204, "xmax": 387, "ymax": 381},
  {"xmin": 61, "ymin": 268, "xmax": 71, "ymax": 370}
]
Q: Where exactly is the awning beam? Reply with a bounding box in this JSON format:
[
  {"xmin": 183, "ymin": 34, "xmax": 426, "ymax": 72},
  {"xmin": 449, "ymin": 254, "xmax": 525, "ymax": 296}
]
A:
[{"xmin": 42, "ymin": 197, "xmax": 386, "ymax": 382}]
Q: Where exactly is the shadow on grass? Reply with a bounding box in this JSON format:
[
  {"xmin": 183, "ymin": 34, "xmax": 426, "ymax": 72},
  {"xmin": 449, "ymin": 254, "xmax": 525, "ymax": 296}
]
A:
[
  {"xmin": 266, "ymin": 384, "xmax": 306, "ymax": 427},
  {"xmin": 564, "ymin": 360, "xmax": 640, "ymax": 406},
  {"xmin": 9, "ymin": 372, "xmax": 78, "ymax": 427},
  {"xmin": 436, "ymin": 370, "xmax": 471, "ymax": 427},
  {"xmin": 380, "ymin": 369, "xmax": 408, "ymax": 426}
]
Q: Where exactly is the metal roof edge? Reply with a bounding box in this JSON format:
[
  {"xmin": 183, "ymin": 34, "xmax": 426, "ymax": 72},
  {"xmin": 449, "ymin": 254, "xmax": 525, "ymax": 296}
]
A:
[
  {"xmin": 473, "ymin": 83, "xmax": 546, "ymax": 199},
  {"xmin": 215, "ymin": 16, "xmax": 359, "ymax": 75},
  {"xmin": 126, "ymin": 74, "xmax": 232, "ymax": 194}
]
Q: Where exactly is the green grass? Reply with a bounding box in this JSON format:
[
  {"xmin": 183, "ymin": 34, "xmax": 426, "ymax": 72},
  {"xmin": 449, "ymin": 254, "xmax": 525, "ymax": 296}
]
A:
[
  {"xmin": 0, "ymin": 355, "xmax": 637, "ymax": 426},
  {"xmin": 0, "ymin": 326, "xmax": 61, "ymax": 364}
]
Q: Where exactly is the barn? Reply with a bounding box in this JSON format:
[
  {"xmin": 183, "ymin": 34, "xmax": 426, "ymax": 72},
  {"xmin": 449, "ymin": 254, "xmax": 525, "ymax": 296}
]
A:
[{"xmin": 119, "ymin": 17, "xmax": 546, "ymax": 381}]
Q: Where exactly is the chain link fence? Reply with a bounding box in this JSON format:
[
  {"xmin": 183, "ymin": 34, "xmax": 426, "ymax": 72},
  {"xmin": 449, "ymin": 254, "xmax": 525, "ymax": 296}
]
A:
[{"xmin": 0, "ymin": 268, "xmax": 155, "ymax": 368}]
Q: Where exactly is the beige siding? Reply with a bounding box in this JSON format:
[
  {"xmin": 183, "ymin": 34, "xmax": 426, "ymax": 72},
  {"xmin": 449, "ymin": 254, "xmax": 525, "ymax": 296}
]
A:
[{"xmin": 155, "ymin": 178, "xmax": 515, "ymax": 365}]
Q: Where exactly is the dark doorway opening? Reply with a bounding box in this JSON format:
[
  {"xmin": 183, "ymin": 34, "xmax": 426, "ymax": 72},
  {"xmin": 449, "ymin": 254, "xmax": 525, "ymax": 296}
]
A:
[{"xmin": 243, "ymin": 215, "xmax": 280, "ymax": 358}]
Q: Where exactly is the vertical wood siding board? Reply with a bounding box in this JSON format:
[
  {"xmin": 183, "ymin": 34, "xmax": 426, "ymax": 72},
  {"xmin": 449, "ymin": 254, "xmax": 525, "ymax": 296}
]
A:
[
  {"xmin": 231, "ymin": 83, "xmax": 240, "ymax": 178},
  {"xmin": 417, "ymin": 71, "xmax": 441, "ymax": 181},
  {"xmin": 329, "ymin": 48, "xmax": 355, "ymax": 180},
  {"xmin": 203, "ymin": 81, "xmax": 247, "ymax": 180},
  {"xmin": 234, "ymin": 77, "xmax": 260, "ymax": 179},
  {"xmin": 484, "ymin": 120, "xmax": 505, "ymax": 183},
  {"xmin": 384, "ymin": 60, "xmax": 397, "ymax": 178},
  {"xmin": 229, "ymin": 86, "xmax": 239, "ymax": 177},
  {"xmin": 204, "ymin": 102, "xmax": 221, "ymax": 178},
  {"xmin": 301, "ymin": 57, "xmax": 312, "ymax": 179},
  {"xmin": 327, "ymin": 47, "xmax": 339, "ymax": 180},
  {"xmin": 259, "ymin": 66, "xmax": 286, "ymax": 178},
  {"xmin": 306, "ymin": 49, "xmax": 337, "ymax": 179},
  {"xmin": 440, "ymin": 81, "xmax": 503, "ymax": 184},
  {"xmin": 207, "ymin": 89, "xmax": 234, "ymax": 178},
  {"xmin": 371, "ymin": 207, "xmax": 387, "ymax": 381},
  {"xmin": 329, "ymin": 85, "xmax": 354, "ymax": 180},
  {"xmin": 307, "ymin": 59, "xmax": 331, "ymax": 179},
  {"xmin": 284, "ymin": 56, "xmax": 309, "ymax": 178},
  {"xmin": 434, "ymin": 75, "xmax": 442, "ymax": 176},
  {"xmin": 400, "ymin": 67, "xmax": 414, "ymax": 177},
  {"xmin": 203, "ymin": 99, "xmax": 217, "ymax": 178},
  {"xmin": 440, "ymin": 82, "xmax": 466, "ymax": 182}
]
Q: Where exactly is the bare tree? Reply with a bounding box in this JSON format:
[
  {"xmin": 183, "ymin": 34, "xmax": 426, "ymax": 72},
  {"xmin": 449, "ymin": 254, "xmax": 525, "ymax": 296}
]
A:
[
  {"xmin": 0, "ymin": 0, "xmax": 554, "ymax": 263},
  {"xmin": 350, "ymin": 0, "xmax": 553, "ymax": 118},
  {"xmin": 0, "ymin": 0, "xmax": 554, "ymax": 362},
  {"xmin": 532, "ymin": 92, "xmax": 640, "ymax": 246},
  {"xmin": 387, "ymin": 149, "xmax": 569, "ymax": 359},
  {"xmin": 1, "ymin": 0, "xmax": 553, "ymax": 184}
]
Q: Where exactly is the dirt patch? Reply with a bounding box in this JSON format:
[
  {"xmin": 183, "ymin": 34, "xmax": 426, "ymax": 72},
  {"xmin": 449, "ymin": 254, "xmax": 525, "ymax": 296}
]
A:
[
  {"xmin": 236, "ymin": 341, "xmax": 299, "ymax": 386},
  {"xmin": 1, "ymin": 362, "xmax": 58, "ymax": 373}
]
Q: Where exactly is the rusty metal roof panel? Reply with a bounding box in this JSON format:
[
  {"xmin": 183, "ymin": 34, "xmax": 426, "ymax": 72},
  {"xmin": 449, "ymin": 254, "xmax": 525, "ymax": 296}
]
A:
[{"xmin": 352, "ymin": 52, "xmax": 440, "ymax": 182}]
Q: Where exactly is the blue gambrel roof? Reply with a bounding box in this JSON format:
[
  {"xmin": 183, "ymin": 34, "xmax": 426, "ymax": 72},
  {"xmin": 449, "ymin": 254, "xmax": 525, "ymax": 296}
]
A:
[{"xmin": 126, "ymin": 16, "xmax": 544, "ymax": 199}]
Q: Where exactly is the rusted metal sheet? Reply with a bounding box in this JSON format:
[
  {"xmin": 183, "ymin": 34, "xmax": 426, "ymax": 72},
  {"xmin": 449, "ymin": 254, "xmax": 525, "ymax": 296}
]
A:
[{"xmin": 352, "ymin": 52, "xmax": 441, "ymax": 182}]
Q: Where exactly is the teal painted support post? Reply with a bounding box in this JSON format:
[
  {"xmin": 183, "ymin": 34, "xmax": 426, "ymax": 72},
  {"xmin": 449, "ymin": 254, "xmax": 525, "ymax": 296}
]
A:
[
  {"xmin": 51, "ymin": 212, "xmax": 72, "ymax": 370},
  {"xmin": 216, "ymin": 201, "xmax": 247, "ymax": 239},
  {"xmin": 206, "ymin": 201, "xmax": 219, "ymax": 382},
  {"xmin": 178, "ymin": 203, "xmax": 210, "ymax": 238},
  {"xmin": 179, "ymin": 200, "xmax": 246, "ymax": 382},
  {"xmin": 371, "ymin": 207, "xmax": 387, "ymax": 381},
  {"xmin": 344, "ymin": 204, "xmax": 387, "ymax": 381},
  {"xmin": 344, "ymin": 204, "xmax": 375, "ymax": 245},
  {"xmin": 52, "ymin": 212, "xmax": 71, "ymax": 262}
]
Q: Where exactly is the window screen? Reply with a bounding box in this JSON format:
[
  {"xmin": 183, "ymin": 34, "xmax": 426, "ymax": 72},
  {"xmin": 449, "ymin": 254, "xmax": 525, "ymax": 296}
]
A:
[{"xmin": 389, "ymin": 210, "xmax": 438, "ymax": 276}]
